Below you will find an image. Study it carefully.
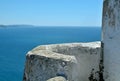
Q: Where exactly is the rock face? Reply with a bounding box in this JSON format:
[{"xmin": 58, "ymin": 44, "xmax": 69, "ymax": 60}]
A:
[
  {"xmin": 23, "ymin": 42, "xmax": 101, "ymax": 81},
  {"xmin": 102, "ymin": 0, "xmax": 120, "ymax": 81}
]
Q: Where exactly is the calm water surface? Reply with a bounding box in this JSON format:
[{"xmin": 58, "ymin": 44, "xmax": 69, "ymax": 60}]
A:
[{"xmin": 0, "ymin": 27, "xmax": 101, "ymax": 81}]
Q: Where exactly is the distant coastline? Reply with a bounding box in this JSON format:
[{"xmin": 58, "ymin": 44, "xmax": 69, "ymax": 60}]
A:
[
  {"xmin": 0, "ymin": 25, "xmax": 6, "ymax": 28},
  {"xmin": 0, "ymin": 25, "xmax": 34, "ymax": 28},
  {"xmin": 0, "ymin": 25, "xmax": 101, "ymax": 28}
]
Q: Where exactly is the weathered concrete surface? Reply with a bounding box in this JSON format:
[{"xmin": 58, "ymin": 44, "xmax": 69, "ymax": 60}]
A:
[
  {"xmin": 23, "ymin": 50, "xmax": 76, "ymax": 81},
  {"xmin": 102, "ymin": 0, "xmax": 120, "ymax": 81},
  {"xmin": 23, "ymin": 42, "xmax": 101, "ymax": 81}
]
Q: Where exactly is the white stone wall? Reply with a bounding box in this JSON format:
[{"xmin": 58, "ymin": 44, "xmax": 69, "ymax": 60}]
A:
[
  {"xmin": 102, "ymin": 0, "xmax": 120, "ymax": 81},
  {"xmin": 23, "ymin": 42, "xmax": 101, "ymax": 81}
]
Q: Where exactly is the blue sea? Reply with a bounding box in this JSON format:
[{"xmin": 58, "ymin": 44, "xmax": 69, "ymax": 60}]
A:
[{"xmin": 0, "ymin": 26, "xmax": 101, "ymax": 81}]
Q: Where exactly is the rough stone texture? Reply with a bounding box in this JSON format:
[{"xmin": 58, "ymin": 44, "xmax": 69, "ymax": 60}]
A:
[
  {"xmin": 46, "ymin": 76, "xmax": 67, "ymax": 81},
  {"xmin": 23, "ymin": 51, "xmax": 76, "ymax": 81},
  {"xmin": 102, "ymin": 0, "xmax": 120, "ymax": 81},
  {"xmin": 23, "ymin": 42, "xmax": 101, "ymax": 81}
]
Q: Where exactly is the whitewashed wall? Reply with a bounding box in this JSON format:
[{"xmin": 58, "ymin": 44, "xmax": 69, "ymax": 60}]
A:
[
  {"xmin": 23, "ymin": 42, "xmax": 101, "ymax": 81},
  {"xmin": 102, "ymin": 0, "xmax": 120, "ymax": 81}
]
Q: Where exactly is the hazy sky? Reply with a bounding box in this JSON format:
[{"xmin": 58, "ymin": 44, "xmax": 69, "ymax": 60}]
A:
[{"xmin": 0, "ymin": 0, "xmax": 103, "ymax": 26}]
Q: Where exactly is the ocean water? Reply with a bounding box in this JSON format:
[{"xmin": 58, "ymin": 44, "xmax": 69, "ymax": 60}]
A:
[{"xmin": 0, "ymin": 26, "xmax": 101, "ymax": 81}]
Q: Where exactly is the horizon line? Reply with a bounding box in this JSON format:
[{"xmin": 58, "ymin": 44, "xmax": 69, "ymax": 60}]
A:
[{"xmin": 0, "ymin": 24, "xmax": 101, "ymax": 27}]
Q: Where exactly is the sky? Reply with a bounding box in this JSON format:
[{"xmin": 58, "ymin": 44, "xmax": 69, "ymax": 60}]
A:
[{"xmin": 0, "ymin": 0, "xmax": 103, "ymax": 26}]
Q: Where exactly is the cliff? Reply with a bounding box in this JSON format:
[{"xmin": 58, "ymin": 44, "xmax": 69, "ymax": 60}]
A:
[{"xmin": 23, "ymin": 42, "xmax": 101, "ymax": 81}]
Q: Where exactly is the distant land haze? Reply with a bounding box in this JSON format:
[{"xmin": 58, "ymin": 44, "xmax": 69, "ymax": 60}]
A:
[
  {"xmin": 0, "ymin": 25, "xmax": 6, "ymax": 27},
  {"xmin": 0, "ymin": 25, "xmax": 101, "ymax": 28},
  {"xmin": 0, "ymin": 25, "xmax": 35, "ymax": 28}
]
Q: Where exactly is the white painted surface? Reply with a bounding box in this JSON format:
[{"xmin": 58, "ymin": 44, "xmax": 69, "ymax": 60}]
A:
[
  {"xmin": 102, "ymin": 0, "xmax": 120, "ymax": 81},
  {"xmin": 23, "ymin": 42, "xmax": 101, "ymax": 81}
]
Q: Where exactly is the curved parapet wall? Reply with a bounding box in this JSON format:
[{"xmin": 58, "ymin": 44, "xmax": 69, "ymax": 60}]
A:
[
  {"xmin": 23, "ymin": 42, "xmax": 101, "ymax": 81},
  {"xmin": 102, "ymin": 0, "xmax": 120, "ymax": 81}
]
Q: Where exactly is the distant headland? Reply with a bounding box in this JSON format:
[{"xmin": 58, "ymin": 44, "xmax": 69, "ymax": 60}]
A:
[{"xmin": 0, "ymin": 25, "xmax": 34, "ymax": 28}]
